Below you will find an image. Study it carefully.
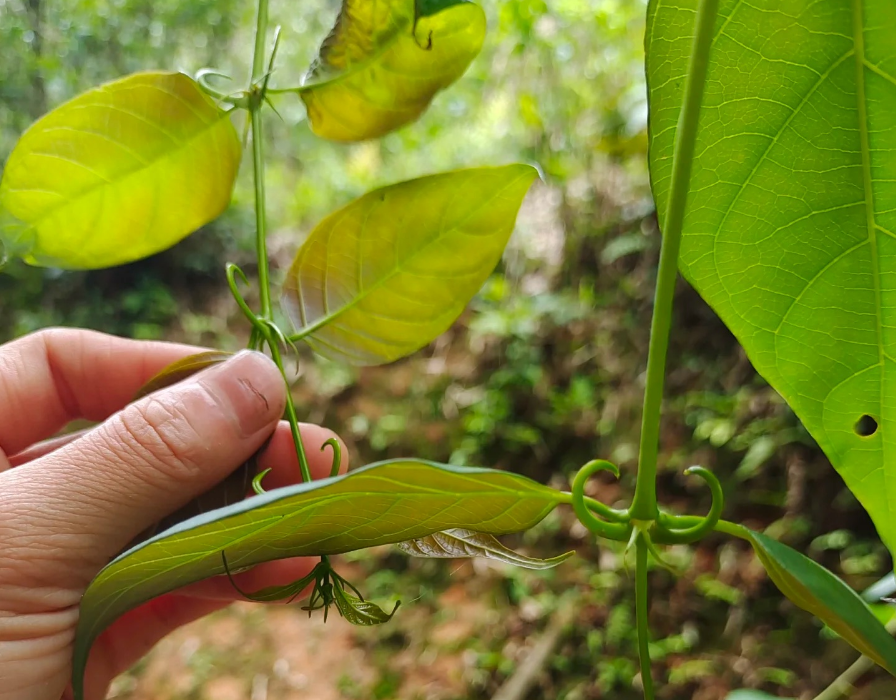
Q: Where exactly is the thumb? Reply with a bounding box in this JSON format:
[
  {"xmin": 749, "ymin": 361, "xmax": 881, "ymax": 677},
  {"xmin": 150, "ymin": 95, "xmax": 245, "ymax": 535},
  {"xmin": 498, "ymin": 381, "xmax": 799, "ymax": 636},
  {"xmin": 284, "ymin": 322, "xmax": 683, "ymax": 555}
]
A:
[{"xmin": 20, "ymin": 350, "xmax": 286, "ymax": 563}]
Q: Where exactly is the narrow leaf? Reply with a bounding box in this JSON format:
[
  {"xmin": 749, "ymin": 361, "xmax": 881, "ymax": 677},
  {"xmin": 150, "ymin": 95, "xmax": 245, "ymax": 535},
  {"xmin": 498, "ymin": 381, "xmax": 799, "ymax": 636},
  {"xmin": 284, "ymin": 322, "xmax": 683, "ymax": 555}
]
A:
[
  {"xmin": 299, "ymin": 0, "xmax": 486, "ymax": 141},
  {"xmin": 282, "ymin": 164, "xmax": 538, "ymax": 365},
  {"xmin": 728, "ymin": 524, "xmax": 896, "ymax": 676},
  {"xmin": 725, "ymin": 693, "xmax": 784, "ymax": 700},
  {"xmin": 0, "ymin": 72, "xmax": 241, "ymax": 269},
  {"xmin": 133, "ymin": 350, "xmax": 233, "ymax": 400},
  {"xmin": 72, "ymin": 460, "xmax": 563, "ymax": 699},
  {"xmin": 333, "ymin": 587, "xmax": 400, "ymax": 626},
  {"xmin": 398, "ymin": 528, "xmax": 574, "ymax": 570},
  {"xmin": 646, "ymin": 0, "xmax": 896, "ymax": 552}
]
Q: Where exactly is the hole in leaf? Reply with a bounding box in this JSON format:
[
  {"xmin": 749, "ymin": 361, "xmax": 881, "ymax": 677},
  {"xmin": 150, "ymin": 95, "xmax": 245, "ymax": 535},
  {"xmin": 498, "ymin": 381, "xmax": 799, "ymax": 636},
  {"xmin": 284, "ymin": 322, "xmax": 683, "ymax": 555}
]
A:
[{"xmin": 855, "ymin": 415, "xmax": 879, "ymax": 437}]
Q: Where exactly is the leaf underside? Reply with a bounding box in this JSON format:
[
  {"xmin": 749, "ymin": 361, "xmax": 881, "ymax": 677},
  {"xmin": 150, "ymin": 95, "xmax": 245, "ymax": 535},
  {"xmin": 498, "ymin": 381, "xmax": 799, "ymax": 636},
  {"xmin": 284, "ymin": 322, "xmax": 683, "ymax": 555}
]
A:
[
  {"xmin": 0, "ymin": 72, "xmax": 241, "ymax": 269},
  {"xmin": 281, "ymin": 164, "xmax": 538, "ymax": 366},
  {"xmin": 730, "ymin": 524, "xmax": 896, "ymax": 676},
  {"xmin": 300, "ymin": 0, "xmax": 486, "ymax": 141},
  {"xmin": 646, "ymin": 0, "xmax": 896, "ymax": 550},
  {"xmin": 71, "ymin": 460, "xmax": 563, "ymax": 699},
  {"xmin": 398, "ymin": 528, "xmax": 574, "ymax": 569}
]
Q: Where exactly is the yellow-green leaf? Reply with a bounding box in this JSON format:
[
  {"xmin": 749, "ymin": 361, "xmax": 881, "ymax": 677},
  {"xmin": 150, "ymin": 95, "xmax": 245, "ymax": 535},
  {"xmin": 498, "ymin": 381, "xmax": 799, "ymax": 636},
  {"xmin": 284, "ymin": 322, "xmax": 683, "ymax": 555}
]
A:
[
  {"xmin": 71, "ymin": 460, "xmax": 564, "ymax": 699},
  {"xmin": 299, "ymin": 0, "xmax": 486, "ymax": 142},
  {"xmin": 0, "ymin": 72, "xmax": 241, "ymax": 269},
  {"xmin": 281, "ymin": 164, "xmax": 538, "ymax": 365}
]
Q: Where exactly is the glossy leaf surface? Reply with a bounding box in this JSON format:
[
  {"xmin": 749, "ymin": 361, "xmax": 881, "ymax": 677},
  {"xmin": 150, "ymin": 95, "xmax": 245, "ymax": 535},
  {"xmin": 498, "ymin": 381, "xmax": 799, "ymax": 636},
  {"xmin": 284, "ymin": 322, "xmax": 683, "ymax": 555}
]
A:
[
  {"xmin": 72, "ymin": 460, "xmax": 563, "ymax": 698},
  {"xmin": 646, "ymin": 0, "xmax": 896, "ymax": 550},
  {"xmin": 0, "ymin": 72, "xmax": 240, "ymax": 269},
  {"xmin": 299, "ymin": 0, "xmax": 486, "ymax": 141},
  {"xmin": 282, "ymin": 165, "xmax": 537, "ymax": 365},
  {"xmin": 398, "ymin": 528, "xmax": 574, "ymax": 569},
  {"xmin": 729, "ymin": 524, "xmax": 896, "ymax": 675}
]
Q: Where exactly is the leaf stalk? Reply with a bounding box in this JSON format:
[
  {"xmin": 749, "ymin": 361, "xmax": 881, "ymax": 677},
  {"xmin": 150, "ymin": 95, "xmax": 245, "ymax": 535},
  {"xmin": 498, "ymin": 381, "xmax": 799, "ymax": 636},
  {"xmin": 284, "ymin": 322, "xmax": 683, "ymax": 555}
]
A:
[{"xmin": 630, "ymin": 0, "xmax": 721, "ymax": 521}]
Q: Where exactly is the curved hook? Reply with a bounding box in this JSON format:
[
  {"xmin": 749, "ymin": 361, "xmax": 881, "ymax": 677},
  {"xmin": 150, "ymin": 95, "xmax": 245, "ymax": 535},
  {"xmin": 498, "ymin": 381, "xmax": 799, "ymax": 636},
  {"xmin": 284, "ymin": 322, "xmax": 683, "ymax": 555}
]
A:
[
  {"xmin": 322, "ymin": 437, "xmax": 343, "ymax": 478},
  {"xmin": 571, "ymin": 460, "xmax": 633, "ymax": 541},
  {"xmin": 226, "ymin": 263, "xmax": 258, "ymax": 325},
  {"xmin": 252, "ymin": 467, "xmax": 272, "ymax": 495},
  {"xmin": 653, "ymin": 466, "xmax": 723, "ymax": 544}
]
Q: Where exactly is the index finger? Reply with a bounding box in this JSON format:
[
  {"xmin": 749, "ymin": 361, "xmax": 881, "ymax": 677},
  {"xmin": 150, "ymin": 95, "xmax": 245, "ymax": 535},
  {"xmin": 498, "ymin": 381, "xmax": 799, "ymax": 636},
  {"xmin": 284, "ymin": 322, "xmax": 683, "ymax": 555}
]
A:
[{"xmin": 0, "ymin": 328, "xmax": 202, "ymax": 456}]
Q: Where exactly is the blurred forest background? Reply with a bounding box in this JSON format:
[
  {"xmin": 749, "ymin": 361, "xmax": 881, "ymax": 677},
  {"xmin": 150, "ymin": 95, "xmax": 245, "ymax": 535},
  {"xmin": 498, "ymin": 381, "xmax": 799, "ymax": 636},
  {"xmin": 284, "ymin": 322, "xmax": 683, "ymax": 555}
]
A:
[{"xmin": 0, "ymin": 1, "xmax": 892, "ymax": 699}]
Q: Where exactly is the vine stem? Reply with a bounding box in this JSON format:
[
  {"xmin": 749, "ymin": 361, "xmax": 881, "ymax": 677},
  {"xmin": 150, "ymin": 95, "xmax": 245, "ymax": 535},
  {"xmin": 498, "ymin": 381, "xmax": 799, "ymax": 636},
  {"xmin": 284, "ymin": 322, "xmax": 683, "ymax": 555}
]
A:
[
  {"xmin": 630, "ymin": 0, "xmax": 721, "ymax": 521},
  {"xmin": 635, "ymin": 534, "xmax": 655, "ymax": 700},
  {"xmin": 245, "ymin": 0, "xmax": 312, "ymax": 482}
]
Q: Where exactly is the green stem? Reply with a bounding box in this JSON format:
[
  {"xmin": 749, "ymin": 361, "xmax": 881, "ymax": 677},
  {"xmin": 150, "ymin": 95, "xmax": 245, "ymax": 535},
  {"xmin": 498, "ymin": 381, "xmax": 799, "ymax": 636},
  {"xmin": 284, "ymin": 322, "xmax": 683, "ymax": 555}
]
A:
[
  {"xmin": 635, "ymin": 534, "xmax": 655, "ymax": 700},
  {"xmin": 249, "ymin": 110, "xmax": 272, "ymax": 323},
  {"xmin": 251, "ymin": 0, "xmax": 269, "ymax": 83},
  {"xmin": 249, "ymin": 0, "xmax": 272, "ymax": 325},
  {"xmin": 244, "ymin": 0, "xmax": 312, "ymax": 484},
  {"xmin": 268, "ymin": 338, "xmax": 313, "ymax": 483},
  {"xmin": 630, "ymin": 0, "xmax": 720, "ymax": 521}
]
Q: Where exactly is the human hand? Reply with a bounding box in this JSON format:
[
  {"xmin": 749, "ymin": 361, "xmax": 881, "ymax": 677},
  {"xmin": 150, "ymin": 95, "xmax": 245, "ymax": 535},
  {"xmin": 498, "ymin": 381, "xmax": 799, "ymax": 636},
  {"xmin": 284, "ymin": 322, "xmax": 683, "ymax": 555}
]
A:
[{"xmin": 0, "ymin": 329, "xmax": 346, "ymax": 700}]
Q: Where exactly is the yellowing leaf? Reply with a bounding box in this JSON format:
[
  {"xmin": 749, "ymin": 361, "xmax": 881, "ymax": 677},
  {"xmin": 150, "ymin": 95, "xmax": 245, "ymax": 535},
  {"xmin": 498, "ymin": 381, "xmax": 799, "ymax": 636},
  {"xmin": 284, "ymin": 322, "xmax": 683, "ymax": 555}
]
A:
[
  {"xmin": 398, "ymin": 528, "xmax": 574, "ymax": 569},
  {"xmin": 0, "ymin": 72, "xmax": 241, "ymax": 269},
  {"xmin": 299, "ymin": 0, "xmax": 486, "ymax": 141},
  {"xmin": 281, "ymin": 164, "xmax": 538, "ymax": 365}
]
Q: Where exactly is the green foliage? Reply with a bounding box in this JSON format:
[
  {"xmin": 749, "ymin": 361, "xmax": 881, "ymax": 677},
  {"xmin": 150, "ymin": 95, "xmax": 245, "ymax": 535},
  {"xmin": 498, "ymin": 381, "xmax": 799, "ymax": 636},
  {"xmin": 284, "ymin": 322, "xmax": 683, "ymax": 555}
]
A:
[
  {"xmin": 72, "ymin": 460, "xmax": 566, "ymax": 697},
  {"xmin": 646, "ymin": 0, "xmax": 896, "ymax": 553},
  {"xmin": 296, "ymin": 0, "xmax": 487, "ymax": 141},
  {"xmin": 727, "ymin": 523, "xmax": 896, "ymax": 676},
  {"xmin": 0, "ymin": 71, "xmax": 241, "ymax": 268},
  {"xmin": 281, "ymin": 165, "xmax": 537, "ymax": 364}
]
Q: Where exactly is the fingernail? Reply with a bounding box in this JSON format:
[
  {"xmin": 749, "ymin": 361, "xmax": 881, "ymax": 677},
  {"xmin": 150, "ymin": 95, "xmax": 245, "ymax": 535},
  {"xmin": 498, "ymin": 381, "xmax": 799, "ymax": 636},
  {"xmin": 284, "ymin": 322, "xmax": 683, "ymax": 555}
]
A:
[{"xmin": 200, "ymin": 351, "xmax": 286, "ymax": 437}]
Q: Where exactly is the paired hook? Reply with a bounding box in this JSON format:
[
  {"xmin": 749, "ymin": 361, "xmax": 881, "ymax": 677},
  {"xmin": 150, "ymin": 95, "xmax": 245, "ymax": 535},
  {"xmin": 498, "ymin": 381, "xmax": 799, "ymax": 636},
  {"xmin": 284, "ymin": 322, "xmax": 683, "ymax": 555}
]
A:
[
  {"xmin": 570, "ymin": 460, "xmax": 724, "ymax": 548},
  {"xmin": 571, "ymin": 460, "xmax": 633, "ymax": 541}
]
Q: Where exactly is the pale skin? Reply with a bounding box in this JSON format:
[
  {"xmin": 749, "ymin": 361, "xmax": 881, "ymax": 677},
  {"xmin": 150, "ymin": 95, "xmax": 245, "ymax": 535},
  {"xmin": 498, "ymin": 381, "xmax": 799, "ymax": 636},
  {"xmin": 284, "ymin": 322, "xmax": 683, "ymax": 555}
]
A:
[{"xmin": 0, "ymin": 329, "xmax": 347, "ymax": 700}]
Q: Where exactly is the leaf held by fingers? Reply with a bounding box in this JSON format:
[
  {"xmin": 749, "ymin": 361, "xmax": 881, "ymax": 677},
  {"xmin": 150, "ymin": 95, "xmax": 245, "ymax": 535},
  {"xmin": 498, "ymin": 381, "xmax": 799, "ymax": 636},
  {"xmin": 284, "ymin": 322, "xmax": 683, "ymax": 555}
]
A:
[
  {"xmin": 72, "ymin": 460, "xmax": 564, "ymax": 700},
  {"xmin": 398, "ymin": 528, "xmax": 574, "ymax": 570},
  {"xmin": 133, "ymin": 350, "xmax": 233, "ymax": 400}
]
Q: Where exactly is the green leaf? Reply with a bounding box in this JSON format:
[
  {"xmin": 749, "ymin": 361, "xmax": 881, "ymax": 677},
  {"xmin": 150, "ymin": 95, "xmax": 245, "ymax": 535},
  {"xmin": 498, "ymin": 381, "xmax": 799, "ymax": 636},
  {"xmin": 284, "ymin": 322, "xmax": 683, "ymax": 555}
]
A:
[
  {"xmin": 72, "ymin": 460, "xmax": 563, "ymax": 699},
  {"xmin": 332, "ymin": 587, "xmax": 401, "ymax": 626},
  {"xmin": 298, "ymin": 0, "xmax": 486, "ymax": 141},
  {"xmin": 727, "ymin": 524, "xmax": 896, "ymax": 675},
  {"xmin": 646, "ymin": 0, "xmax": 896, "ymax": 551},
  {"xmin": 0, "ymin": 72, "xmax": 240, "ymax": 269},
  {"xmin": 725, "ymin": 692, "xmax": 785, "ymax": 700},
  {"xmin": 133, "ymin": 350, "xmax": 233, "ymax": 400},
  {"xmin": 281, "ymin": 165, "xmax": 537, "ymax": 365},
  {"xmin": 397, "ymin": 528, "xmax": 574, "ymax": 569}
]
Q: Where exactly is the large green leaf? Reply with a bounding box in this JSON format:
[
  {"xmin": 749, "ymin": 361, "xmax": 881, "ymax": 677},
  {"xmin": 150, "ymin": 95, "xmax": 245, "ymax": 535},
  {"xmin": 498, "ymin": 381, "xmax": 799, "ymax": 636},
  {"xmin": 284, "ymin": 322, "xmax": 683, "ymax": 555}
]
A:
[
  {"xmin": 0, "ymin": 72, "xmax": 240, "ymax": 269},
  {"xmin": 72, "ymin": 460, "xmax": 563, "ymax": 699},
  {"xmin": 646, "ymin": 0, "xmax": 896, "ymax": 550},
  {"xmin": 726, "ymin": 523, "xmax": 896, "ymax": 675},
  {"xmin": 297, "ymin": 0, "xmax": 486, "ymax": 141},
  {"xmin": 281, "ymin": 165, "xmax": 537, "ymax": 365}
]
